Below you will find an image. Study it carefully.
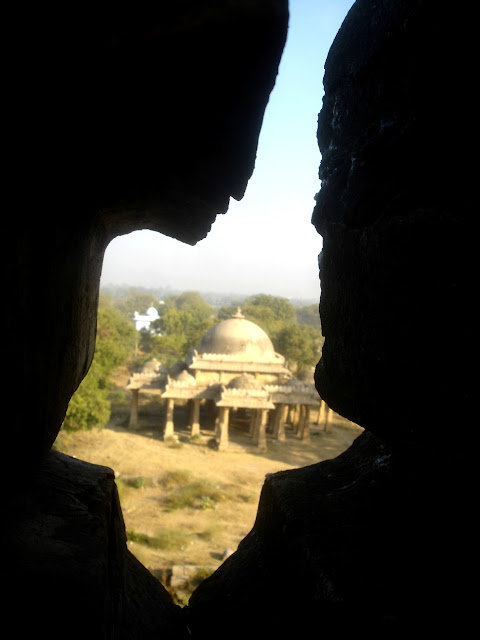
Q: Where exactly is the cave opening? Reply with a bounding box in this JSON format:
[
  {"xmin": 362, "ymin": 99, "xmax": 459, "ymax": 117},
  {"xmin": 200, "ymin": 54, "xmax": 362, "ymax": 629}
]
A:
[{"xmin": 53, "ymin": 0, "xmax": 358, "ymax": 606}]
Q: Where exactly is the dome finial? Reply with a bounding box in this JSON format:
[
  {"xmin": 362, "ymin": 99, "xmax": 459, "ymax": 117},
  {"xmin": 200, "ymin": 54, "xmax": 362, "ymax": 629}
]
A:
[{"xmin": 232, "ymin": 307, "xmax": 245, "ymax": 319}]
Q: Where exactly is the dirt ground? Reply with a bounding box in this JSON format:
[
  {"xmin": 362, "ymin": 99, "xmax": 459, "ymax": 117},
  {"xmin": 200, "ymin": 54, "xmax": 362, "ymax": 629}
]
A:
[{"xmin": 55, "ymin": 408, "xmax": 363, "ymax": 588}]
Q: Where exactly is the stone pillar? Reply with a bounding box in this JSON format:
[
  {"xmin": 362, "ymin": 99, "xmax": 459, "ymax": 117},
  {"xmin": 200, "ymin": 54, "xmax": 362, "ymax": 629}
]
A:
[
  {"xmin": 287, "ymin": 405, "xmax": 295, "ymax": 426},
  {"xmin": 290, "ymin": 404, "xmax": 301, "ymax": 434},
  {"xmin": 324, "ymin": 404, "xmax": 331, "ymax": 432},
  {"xmin": 129, "ymin": 388, "xmax": 139, "ymax": 430},
  {"xmin": 318, "ymin": 399, "xmax": 325, "ymax": 423},
  {"xmin": 319, "ymin": 400, "xmax": 331, "ymax": 432},
  {"xmin": 296, "ymin": 405, "xmax": 304, "ymax": 438},
  {"xmin": 254, "ymin": 409, "xmax": 268, "ymax": 451},
  {"xmin": 297, "ymin": 405, "xmax": 311, "ymax": 442},
  {"xmin": 217, "ymin": 406, "xmax": 230, "ymax": 451},
  {"xmin": 249, "ymin": 409, "xmax": 258, "ymax": 437},
  {"xmin": 272, "ymin": 403, "xmax": 286, "ymax": 442},
  {"xmin": 189, "ymin": 399, "xmax": 201, "ymax": 437},
  {"xmin": 208, "ymin": 399, "xmax": 217, "ymax": 427},
  {"xmin": 164, "ymin": 398, "xmax": 175, "ymax": 439},
  {"xmin": 267, "ymin": 409, "xmax": 275, "ymax": 434}
]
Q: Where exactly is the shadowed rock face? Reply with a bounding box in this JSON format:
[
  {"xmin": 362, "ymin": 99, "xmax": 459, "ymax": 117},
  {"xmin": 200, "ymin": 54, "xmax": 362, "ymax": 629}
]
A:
[
  {"xmin": 4, "ymin": 0, "xmax": 474, "ymax": 638},
  {"xmin": 187, "ymin": 1, "xmax": 474, "ymax": 637},
  {"xmin": 312, "ymin": 0, "xmax": 473, "ymax": 449},
  {"xmin": 4, "ymin": 1, "xmax": 288, "ymax": 472},
  {"xmin": 4, "ymin": 3, "xmax": 290, "ymax": 637}
]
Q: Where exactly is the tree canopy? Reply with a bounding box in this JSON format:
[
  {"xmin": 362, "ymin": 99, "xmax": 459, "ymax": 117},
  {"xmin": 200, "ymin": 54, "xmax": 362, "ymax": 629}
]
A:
[
  {"xmin": 275, "ymin": 323, "xmax": 323, "ymax": 374},
  {"xmin": 239, "ymin": 294, "xmax": 296, "ymax": 341},
  {"xmin": 139, "ymin": 291, "xmax": 215, "ymax": 366},
  {"xmin": 62, "ymin": 305, "xmax": 136, "ymax": 432},
  {"xmin": 96, "ymin": 286, "xmax": 324, "ymax": 387},
  {"xmin": 217, "ymin": 294, "xmax": 324, "ymax": 374},
  {"xmin": 102, "ymin": 287, "xmax": 160, "ymax": 318},
  {"xmin": 296, "ymin": 303, "xmax": 322, "ymax": 330}
]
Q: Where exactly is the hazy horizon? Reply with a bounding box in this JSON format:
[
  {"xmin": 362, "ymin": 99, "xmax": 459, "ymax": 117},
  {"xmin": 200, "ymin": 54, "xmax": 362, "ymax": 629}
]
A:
[
  {"xmin": 100, "ymin": 280, "xmax": 320, "ymax": 307},
  {"xmin": 100, "ymin": 1, "xmax": 355, "ymax": 303}
]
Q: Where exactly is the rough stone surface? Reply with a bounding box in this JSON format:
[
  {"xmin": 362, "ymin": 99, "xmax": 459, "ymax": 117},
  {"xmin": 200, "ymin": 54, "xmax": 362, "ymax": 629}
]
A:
[
  {"xmin": 185, "ymin": 0, "xmax": 474, "ymax": 636},
  {"xmin": 3, "ymin": 450, "xmax": 188, "ymax": 639},
  {"xmin": 4, "ymin": 1, "xmax": 288, "ymax": 473},
  {"xmin": 312, "ymin": 0, "xmax": 473, "ymax": 448},
  {"xmin": 3, "ymin": 2, "xmax": 289, "ymax": 637},
  {"xmin": 187, "ymin": 431, "xmax": 470, "ymax": 637}
]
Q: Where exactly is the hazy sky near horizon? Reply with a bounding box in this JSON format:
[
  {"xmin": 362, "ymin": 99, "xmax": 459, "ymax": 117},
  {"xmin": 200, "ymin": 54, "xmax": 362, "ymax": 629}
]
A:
[{"xmin": 100, "ymin": 0, "xmax": 355, "ymax": 302}]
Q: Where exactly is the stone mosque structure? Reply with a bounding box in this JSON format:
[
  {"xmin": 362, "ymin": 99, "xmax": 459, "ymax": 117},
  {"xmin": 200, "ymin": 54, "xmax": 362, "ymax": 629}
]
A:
[
  {"xmin": 127, "ymin": 309, "xmax": 322, "ymax": 450},
  {"xmin": 4, "ymin": 2, "xmax": 473, "ymax": 638}
]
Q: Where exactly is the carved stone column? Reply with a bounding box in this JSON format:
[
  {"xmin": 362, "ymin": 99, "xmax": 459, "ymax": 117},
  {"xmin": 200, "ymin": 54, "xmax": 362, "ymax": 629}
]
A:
[
  {"xmin": 249, "ymin": 409, "xmax": 258, "ymax": 437},
  {"xmin": 190, "ymin": 399, "xmax": 201, "ymax": 437},
  {"xmin": 288, "ymin": 404, "xmax": 301, "ymax": 432},
  {"xmin": 164, "ymin": 398, "xmax": 175, "ymax": 439},
  {"xmin": 129, "ymin": 388, "xmax": 139, "ymax": 430},
  {"xmin": 272, "ymin": 403, "xmax": 286, "ymax": 442},
  {"xmin": 319, "ymin": 400, "xmax": 331, "ymax": 432},
  {"xmin": 217, "ymin": 406, "xmax": 230, "ymax": 451},
  {"xmin": 254, "ymin": 409, "xmax": 268, "ymax": 451},
  {"xmin": 297, "ymin": 406, "xmax": 311, "ymax": 442}
]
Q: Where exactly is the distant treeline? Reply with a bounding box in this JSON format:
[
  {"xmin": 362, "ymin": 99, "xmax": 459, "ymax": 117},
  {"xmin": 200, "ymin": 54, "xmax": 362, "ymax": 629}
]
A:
[
  {"xmin": 100, "ymin": 283, "xmax": 319, "ymax": 310},
  {"xmin": 99, "ymin": 287, "xmax": 323, "ymax": 367}
]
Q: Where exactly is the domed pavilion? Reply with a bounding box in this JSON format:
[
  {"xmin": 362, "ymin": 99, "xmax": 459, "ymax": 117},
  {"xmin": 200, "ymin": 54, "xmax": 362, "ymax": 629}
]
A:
[{"xmin": 127, "ymin": 309, "xmax": 321, "ymax": 450}]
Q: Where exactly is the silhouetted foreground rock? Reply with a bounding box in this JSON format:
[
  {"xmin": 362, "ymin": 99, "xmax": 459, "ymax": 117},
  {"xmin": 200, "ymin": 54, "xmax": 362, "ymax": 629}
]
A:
[
  {"xmin": 3, "ymin": 0, "xmax": 289, "ymax": 474},
  {"xmin": 186, "ymin": 0, "xmax": 474, "ymax": 635},
  {"xmin": 4, "ymin": 450, "xmax": 188, "ymax": 639},
  {"xmin": 187, "ymin": 432, "xmax": 472, "ymax": 637},
  {"xmin": 2, "ymin": 0, "xmax": 474, "ymax": 637}
]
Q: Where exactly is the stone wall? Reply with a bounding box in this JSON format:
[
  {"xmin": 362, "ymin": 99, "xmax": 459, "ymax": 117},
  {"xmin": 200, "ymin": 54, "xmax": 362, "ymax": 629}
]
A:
[{"xmin": 3, "ymin": 1, "xmax": 474, "ymax": 638}]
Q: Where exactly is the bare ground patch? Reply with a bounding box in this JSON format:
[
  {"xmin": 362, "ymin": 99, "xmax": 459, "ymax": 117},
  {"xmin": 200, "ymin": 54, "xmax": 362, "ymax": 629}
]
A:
[{"xmin": 55, "ymin": 412, "xmax": 363, "ymax": 602}]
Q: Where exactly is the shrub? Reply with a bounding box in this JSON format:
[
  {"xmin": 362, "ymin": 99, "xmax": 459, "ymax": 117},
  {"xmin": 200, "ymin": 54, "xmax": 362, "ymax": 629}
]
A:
[
  {"xmin": 191, "ymin": 566, "xmax": 214, "ymax": 587},
  {"xmin": 163, "ymin": 479, "xmax": 223, "ymax": 511},
  {"xmin": 164, "ymin": 435, "xmax": 183, "ymax": 449},
  {"xmin": 161, "ymin": 469, "xmax": 192, "ymax": 487},
  {"xmin": 124, "ymin": 476, "xmax": 145, "ymax": 489},
  {"xmin": 127, "ymin": 528, "xmax": 190, "ymax": 550},
  {"xmin": 197, "ymin": 522, "xmax": 222, "ymax": 541},
  {"xmin": 62, "ymin": 305, "xmax": 136, "ymax": 432},
  {"xmin": 62, "ymin": 369, "xmax": 111, "ymax": 432}
]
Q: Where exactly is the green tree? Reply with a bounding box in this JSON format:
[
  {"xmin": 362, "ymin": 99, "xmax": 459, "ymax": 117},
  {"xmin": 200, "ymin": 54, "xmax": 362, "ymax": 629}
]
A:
[
  {"xmin": 140, "ymin": 291, "xmax": 215, "ymax": 365},
  {"xmin": 216, "ymin": 305, "xmax": 239, "ymax": 321},
  {"xmin": 113, "ymin": 287, "xmax": 160, "ymax": 318},
  {"xmin": 62, "ymin": 306, "xmax": 136, "ymax": 432},
  {"xmin": 95, "ymin": 307, "xmax": 137, "ymax": 374},
  {"xmin": 140, "ymin": 332, "xmax": 189, "ymax": 367},
  {"xmin": 241, "ymin": 294, "xmax": 297, "ymax": 343},
  {"xmin": 275, "ymin": 324, "xmax": 324, "ymax": 375},
  {"xmin": 244, "ymin": 294, "xmax": 296, "ymax": 324},
  {"xmin": 61, "ymin": 367, "xmax": 112, "ymax": 432},
  {"xmin": 296, "ymin": 303, "xmax": 322, "ymax": 330},
  {"xmin": 163, "ymin": 291, "xmax": 213, "ymax": 321}
]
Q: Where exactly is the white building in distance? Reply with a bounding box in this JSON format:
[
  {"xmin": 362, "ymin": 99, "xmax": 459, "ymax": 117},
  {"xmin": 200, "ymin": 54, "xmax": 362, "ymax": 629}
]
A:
[{"xmin": 132, "ymin": 306, "xmax": 161, "ymax": 333}]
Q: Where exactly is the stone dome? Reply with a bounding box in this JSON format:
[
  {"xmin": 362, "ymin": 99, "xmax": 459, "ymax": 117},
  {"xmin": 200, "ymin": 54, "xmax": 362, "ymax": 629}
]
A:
[
  {"xmin": 227, "ymin": 374, "xmax": 262, "ymax": 390},
  {"xmin": 196, "ymin": 309, "xmax": 276, "ymax": 361},
  {"xmin": 174, "ymin": 370, "xmax": 196, "ymax": 385},
  {"xmin": 140, "ymin": 358, "xmax": 165, "ymax": 374}
]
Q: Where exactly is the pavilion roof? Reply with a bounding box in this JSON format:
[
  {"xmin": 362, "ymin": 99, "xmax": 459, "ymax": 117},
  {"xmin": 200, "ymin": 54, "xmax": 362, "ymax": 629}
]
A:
[
  {"xmin": 214, "ymin": 384, "xmax": 275, "ymax": 409},
  {"xmin": 264, "ymin": 381, "xmax": 320, "ymax": 405}
]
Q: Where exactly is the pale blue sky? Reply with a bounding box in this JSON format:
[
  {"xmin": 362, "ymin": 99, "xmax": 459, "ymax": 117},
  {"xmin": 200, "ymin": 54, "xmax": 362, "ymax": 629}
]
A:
[{"xmin": 100, "ymin": 0, "xmax": 355, "ymax": 302}]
